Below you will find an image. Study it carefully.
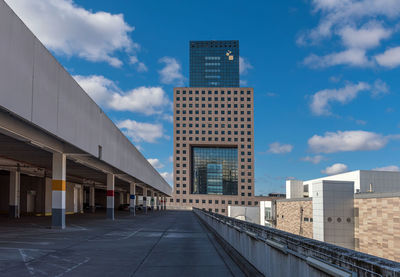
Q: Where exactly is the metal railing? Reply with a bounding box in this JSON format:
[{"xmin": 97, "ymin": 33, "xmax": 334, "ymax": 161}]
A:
[{"xmin": 194, "ymin": 208, "xmax": 400, "ymax": 277}]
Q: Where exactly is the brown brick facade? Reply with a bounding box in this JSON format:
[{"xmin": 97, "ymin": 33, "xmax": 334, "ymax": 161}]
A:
[
  {"xmin": 168, "ymin": 87, "xmax": 258, "ymax": 215},
  {"xmin": 276, "ymin": 199, "xmax": 313, "ymax": 239},
  {"xmin": 354, "ymin": 196, "xmax": 400, "ymax": 262}
]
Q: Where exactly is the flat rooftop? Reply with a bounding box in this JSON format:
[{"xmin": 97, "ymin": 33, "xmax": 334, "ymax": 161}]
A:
[{"xmin": 0, "ymin": 211, "xmax": 244, "ymax": 277}]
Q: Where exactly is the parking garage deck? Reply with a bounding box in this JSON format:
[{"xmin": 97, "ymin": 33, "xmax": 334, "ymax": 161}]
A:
[{"xmin": 0, "ymin": 210, "xmax": 244, "ymax": 277}]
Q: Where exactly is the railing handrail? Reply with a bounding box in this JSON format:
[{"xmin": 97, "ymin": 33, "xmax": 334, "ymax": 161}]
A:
[{"xmin": 193, "ymin": 208, "xmax": 400, "ymax": 276}]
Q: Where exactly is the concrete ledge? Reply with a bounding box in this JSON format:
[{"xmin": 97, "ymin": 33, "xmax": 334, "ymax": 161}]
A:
[
  {"xmin": 306, "ymin": 257, "xmax": 353, "ymax": 277},
  {"xmin": 193, "ymin": 208, "xmax": 400, "ymax": 277},
  {"xmin": 354, "ymin": 191, "xmax": 400, "ymax": 199},
  {"xmin": 195, "ymin": 210, "xmax": 263, "ymax": 277},
  {"xmin": 276, "ymin": 197, "xmax": 312, "ymax": 202}
]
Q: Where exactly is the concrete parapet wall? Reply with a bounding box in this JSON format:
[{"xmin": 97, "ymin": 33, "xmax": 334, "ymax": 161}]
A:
[{"xmin": 194, "ymin": 208, "xmax": 400, "ymax": 277}]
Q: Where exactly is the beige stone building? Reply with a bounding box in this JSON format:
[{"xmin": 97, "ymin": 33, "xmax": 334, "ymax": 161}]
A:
[{"xmin": 274, "ymin": 172, "xmax": 400, "ymax": 262}]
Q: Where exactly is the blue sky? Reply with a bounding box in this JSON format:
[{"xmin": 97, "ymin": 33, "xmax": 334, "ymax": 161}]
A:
[{"xmin": 6, "ymin": 0, "xmax": 400, "ymax": 195}]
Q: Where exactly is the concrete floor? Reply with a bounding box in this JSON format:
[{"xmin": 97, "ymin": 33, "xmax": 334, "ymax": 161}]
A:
[{"xmin": 0, "ymin": 210, "xmax": 244, "ymax": 277}]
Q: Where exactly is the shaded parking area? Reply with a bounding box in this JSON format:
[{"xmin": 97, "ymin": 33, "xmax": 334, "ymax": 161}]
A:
[{"xmin": 0, "ymin": 210, "xmax": 244, "ymax": 277}]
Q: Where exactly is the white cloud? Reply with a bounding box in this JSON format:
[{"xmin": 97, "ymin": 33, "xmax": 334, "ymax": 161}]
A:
[
  {"xmin": 301, "ymin": 155, "xmax": 325, "ymax": 164},
  {"xmin": 168, "ymin": 156, "xmax": 174, "ymax": 163},
  {"xmin": 321, "ymin": 163, "xmax": 348, "ymax": 175},
  {"xmin": 160, "ymin": 172, "xmax": 173, "ymax": 185},
  {"xmin": 308, "ymin": 130, "xmax": 389, "ymax": 153},
  {"xmin": 300, "ymin": 1, "xmax": 400, "ymax": 69},
  {"xmin": 303, "ymin": 49, "xmax": 372, "ymax": 68},
  {"xmin": 339, "ymin": 22, "xmax": 392, "ymax": 49},
  {"xmin": 74, "ymin": 75, "xmax": 170, "ymax": 115},
  {"xmin": 117, "ymin": 119, "xmax": 165, "ymax": 143},
  {"xmin": 73, "ymin": 75, "xmax": 118, "ymax": 106},
  {"xmin": 6, "ymin": 0, "xmax": 136, "ymax": 67},
  {"xmin": 129, "ymin": 56, "xmax": 148, "ymax": 72},
  {"xmin": 239, "ymin": 56, "xmax": 253, "ymax": 75},
  {"xmin": 371, "ymin": 79, "xmax": 390, "ymax": 97},
  {"xmin": 240, "ymin": 80, "xmax": 248, "ymax": 86},
  {"xmin": 110, "ymin": 87, "xmax": 170, "ymax": 115},
  {"xmin": 266, "ymin": 92, "xmax": 278, "ymax": 97},
  {"xmin": 147, "ymin": 158, "xmax": 164, "ymax": 169},
  {"xmin": 268, "ymin": 142, "xmax": 293, "ymax": 154},
  {"xmin": 373, "ymin": 165, "xmax": 400, "ymax": 172},
  {"xmin": 158, "ymin": 57, "xmax": 185, "ymax": 86},
  {"xmin": 306, "ymin": 0, "xmax": 400, "ymax": 43},
  {"xmin": 375, "ymin": 46, "xmax": 400, "ymax": 68},
  {"xmin": 310, "ymin": 82, "xmax": 370, "ymax": 115}
]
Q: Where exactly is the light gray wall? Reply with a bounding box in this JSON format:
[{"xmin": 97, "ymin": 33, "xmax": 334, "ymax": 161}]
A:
[
  {"xmin": 312, "ymin": 180, "xmax": 354, "ymax": 249},
  {"xmin": 0, "ymin": 0, "xmax": 171, "ymax": 196},
  {"xmin": 359, "ymin": 170, "xmax": 400, "ymax": 193}
]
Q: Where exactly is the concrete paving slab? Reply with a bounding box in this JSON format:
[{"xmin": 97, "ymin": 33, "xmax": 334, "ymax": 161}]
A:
[{"xmin": 0, "ymin": 210, "xmax": 245, "ymax": 277}]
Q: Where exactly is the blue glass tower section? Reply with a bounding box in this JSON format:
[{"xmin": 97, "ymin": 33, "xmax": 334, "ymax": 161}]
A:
[
  {"xmin": 190, "ymin": 40, "xmax": 239, "ymax": 87},
  {"xmin": 192, "ymin": 147, "xmax": 238, "ymax": 195}
]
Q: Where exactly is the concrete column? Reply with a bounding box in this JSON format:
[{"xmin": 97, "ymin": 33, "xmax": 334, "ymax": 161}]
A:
[
  {"xmin": 143, "ymin": 187, "xmax": 147, "ymax": 214},
  {"xmin": 52, "ymin": 152, "xmax": 66, "ymax": 229},
  {"xmin": 163, "ymin": 196, "xmax": 167, "ymax": 210},
  {"xmin": 156, "ymin": 194, "xmax": 160, "ymax": 211},
  {"xmin": 79, "ymin": 185, "xmax": 84, "ymax": 213},
  {"xmin": 129, "ymin": 183, "xmax": 136, "ymax": 216},
  {"xmin": 150, "ymin": 190, "xmax": 154, "ymax": 212},
  {"xmin": 119, "ymin": 191, "xmax": 123, "ymax": 205},
  {"xmin": 9, "ymin": 170, "xmax": 20, "ymax": 218},
  {"xmin": 89, "ymin": 186, "xmax": 95, "ymax": 213},
  {"xmin": 106, "ymin": 173, "xmax": 115, "ymax": 220},
  {"xmin": 44, "ymin": 178, "xmax": 52, "ymax": 215}
]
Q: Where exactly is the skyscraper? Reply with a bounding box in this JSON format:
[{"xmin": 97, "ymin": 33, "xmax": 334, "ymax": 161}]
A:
[
  {"xmin": 190, "ymin": 40, "xmax": 239, "ymax": 87},
  {"xmin": 169, "ymin": 40, "xmax": 272, "ymax": 215}
]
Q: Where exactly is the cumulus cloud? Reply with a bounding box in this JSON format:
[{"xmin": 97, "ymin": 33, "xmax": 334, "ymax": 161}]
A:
[
  {"xmin": 160, "ymin": 172, "xmax": 173, "ymax": 185},
  {"xmin": 310, "ymin": 81, "xmax": 389, "ymax": 115},
  {"xmin": 303, "ymin": 0, "xmax": 400, "ymax": 43},
  {"xmin": 239, "ymin": 56, "xmax": 253, "ymax": 75},
  {"xmin": 375, "ymin": 46, "xmax": 400, "ymax": 68},
  {"xmin": 5, "ymin": 0, "xmax": 136, "ymax": 67},
  {"xmin": 310, "ymin": 82, "xmax": 370, "ymax": 115},
  {"xmin": 73, "ymin": 75, "xmax": 118, "ymax": 106},
  {"xmin": 74, "ymin": 75, "xmax": 171, "ymax": 115},
  {"xmin": 147, "ymin": 158, "xmax": 164, "ymax": 169},
  {"xmin": 303, "ymin": 49, "xmax": 372, "ymax": 68},
  {"xmin": 321, "ymin": 163, "xmax": 348, "ymax": 175},
  {"xmin": 268, "ymin": 142, "xmax": 293, "ymax": 154},
  {"xmin": 339, "ymin": 22, "xmax": 392, "ymax": 50},
  {"xmin": 299, "ymin": 1, "xmax": 400, "ymax": 69},
  {"xmin": 373, "ymin": 165, "xmax": 400, "ymax": 172},
  {"xmin": 308, "ymin": 130, "xmax": 389, "ymax": 153},
  {"xmin": 117, "ymin": 119, "xmax": 165, "ymax": 143},
  {"xmin": 158, "ymin": 57, "xmax": 185, "ymax": 86},
  {"xmin": 301, "ymin": 155, "xmax": 325, "ymax": 164},
  {"xmin": 129, "ymin": 56, "xmax": 148, "ymax": 72}
]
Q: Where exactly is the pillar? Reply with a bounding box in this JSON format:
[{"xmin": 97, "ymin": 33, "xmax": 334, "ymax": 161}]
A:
[
  {"xmin": 9, "ymin": 170, "xmax": 20, "ymax": 218},
  {"xmin": 129, "ymin": 183, "xmax": 136, "ymax": 216},
  {"xmin": 163, "ymin": 196, "xmax": 167, "ymax": 210},
  {"xmin": 52, "ymin": 152, "xmax": 66, "ymax": 229},
  {"xmin": 150, "ymin": 190, "xmax": 154, "ymax": 212},
  {"xmin": 143, "ymin": 187, "xmax": 147, "ymax": 214},
  {"xmin": 119, "ymin": 191, "xmax": 124, "ymax": 205},
  {"xmin": 156, "ymin": 194, "xmax": 160, "ymax": 211},
  {"xmin": 106, "ymin": 173, "xmax": 115, "ymax": 220},
  {"xmin": 44, "ymin": 178, "xmax": 52, "ymax": 215},
  {"xmin": 89, "ymin": 186, "xmax": 95, "ymax": 213}
]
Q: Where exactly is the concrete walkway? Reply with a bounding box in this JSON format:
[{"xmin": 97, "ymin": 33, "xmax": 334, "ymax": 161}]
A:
[{"xmin": 0, "ymin": 210, "xmax": 244, "ymax": 277}]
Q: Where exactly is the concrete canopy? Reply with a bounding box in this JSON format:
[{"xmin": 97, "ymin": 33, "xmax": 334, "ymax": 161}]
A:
[{"xmin": 0, "ymin": 0, "xmax": 171, "ymax": 196}]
